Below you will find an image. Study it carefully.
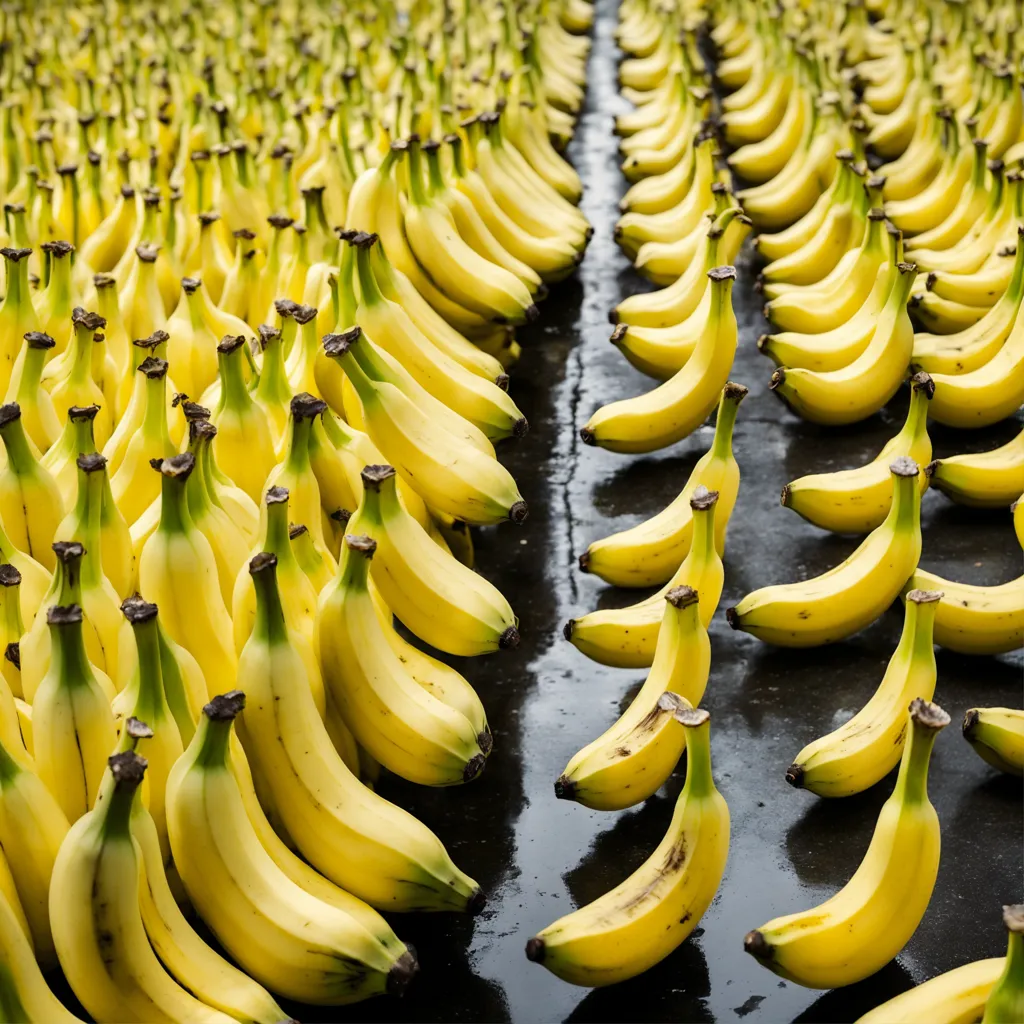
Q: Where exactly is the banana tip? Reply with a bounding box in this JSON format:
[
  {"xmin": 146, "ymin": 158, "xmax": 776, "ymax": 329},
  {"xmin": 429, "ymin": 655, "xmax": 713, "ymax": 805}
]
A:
[
  {"xmin": 467, "ymin": 889, "xmax": 487, "ymax": 916},
  {"xmin": 499, "ymin": 626, "xmax": 520, "ymax": 650},
  {"xmin": 554, "ymin": 775, "xmax": 576, "ymax": 800},
  {"xmin": 525, "ymin": 303, "xmax": 540, "ymax": 323},
  {"xmin": 579, "ymin": 426, "xmax": 596, "ymax": 446},
  {"xmin": 608, "ymin": 308, "xmax": 619, "ymax": 325},
  {"xmin": 743, "ymin": 929, "xmax": 772, "ymax": 961},
  {"xmin": 478, "ymin": 728, "xmax": 493, "ymax": 756},
  {"xmin": 962, "ymin": 708, "xmax": 979, "ymax": 739},
  {"xmin": 785, "ymin": 763, "xmax": 805, "ymax": 788},
  {"xmin": 725, "ymin": 607, "xmax": 740, "ymax": 630},
  {"xmin": 780, "ymin": 484, "xmax": 791, "ymax": 507},
  {"xmin": 578, "ymin": 550, "xmax": 591, "ymax": 573},
  {"xmin": 464, "ymin": 754, "xmax": 486, "ymax": 782},
  {"xmin": 509, "ymin": 501, "xmax": 529, "ymax": 525},
  {"xmin": 386, "ymin": 948, "xmax": 419, "ymax": 997},
  {"xmin": 525, "ymin": 937, "xmax": 545, "ymax": 963},
  {"xmin": 562, "ymin": 619, "xmax": 575, "ymax": 642},
  {"xmin": 513, "ymin": 417, "xmax": 529, "ymax": 439}
]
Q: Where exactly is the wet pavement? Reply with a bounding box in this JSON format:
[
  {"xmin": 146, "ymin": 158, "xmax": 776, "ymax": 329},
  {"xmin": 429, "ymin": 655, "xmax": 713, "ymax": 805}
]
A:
[
  {"xmin": 305, "ymin": 2, "xmax": 1023, "ymax": 1021},
  {"xmin": 47, "ymin": 1, "xmax": 1022, "ymax": 1020}
]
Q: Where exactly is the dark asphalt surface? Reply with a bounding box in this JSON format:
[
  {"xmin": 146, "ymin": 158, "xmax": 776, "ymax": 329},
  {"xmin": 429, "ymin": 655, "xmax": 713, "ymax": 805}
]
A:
[{"xmin": 46, "ymin": 2, "xmax": 1023, "ymax": 1021}]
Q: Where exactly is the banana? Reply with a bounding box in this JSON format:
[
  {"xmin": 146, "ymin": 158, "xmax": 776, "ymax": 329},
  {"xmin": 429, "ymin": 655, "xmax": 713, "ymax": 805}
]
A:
[
  {"xmin": 348, "ymin": 464, "xmax": 517, "ymax": 657},
  {"xmin": 31, "ymin": 602, "xmax": 117, "ymax": 823},
  {"xmin": 788, "ymin": 589, "xmax": 941, "ymax": 798},
  {"xmin": 0, "ymin": 402, "xmax": 64, "ymax": 570},
  {"xmin": 770, "ymin": 262, "xmax": 919, "ymax": 424},
  {"xmin": 323, "ymin": 329, "xmax": 528, "ymax": 527},
  {"xmin": 1015, "ymin": 495, "xmax": 1024, "ymax": 549},
  {"xmin": 745, "ymin": 699, "xmax": 949, "ymax": 989},
  {"xmin": 0, "ymin": 880, "xmax": 82, "ymax": 1023},
  {"xmin": 526, "ymin": 708, "xmax": 728, "ymax": 986},
  {"xmin": 400, "ymin": 139, "xmax": 538, "ymax": 326},
  {"xmin": 781, "ymin": 371, "xmax": 933, "ymax": 534},
  {"xmin": 581, "ymin": 267, "xmax": 738, "ymax": 453},
  {"xmin": 317, "ymin": 536, "xmax": 489, "ymax": 785},
  {"xmin": 566, "ymin": 486, "xmax": 724, "ymax": 668},
  {"xmin": 349, "ymin": 232, "xmax": 527, "ymax": 441},
  {"xmin": 913, "ymin": 233, "xmax": 1024, "ymax": 375},
  {"xmin": 962, "ymin": 708, "xmax": 1024, "ymax": 776},
  {"xmin": 581, "ymin": 383, "xmax": 745, "ymax": 587},
  {"xmin": 929, "ymin": 431, "xmax": 1024, "ymax": 508},
  {"xmin": 557, "ymin": 586, "xmax": 709, "ymax": 810},
  {"xmin": 763, "ymin": 207, "xmax": 891, "ymax": 332},
  {"xmin": 759, "ymin": 221, "xmax": 904, "ymax": 372},
  {"xmin": 50, "ymin": 749, "xmax": 237, "ymax": 1023},
  {"xmin": 927, "ymin": 308, "xmax": 1024, "ymax": 428},
  {"xmin": 0, "ymin": 725, "xmax": 69, "ymax": 969},
  {"xmin": 728, "ymin": 457, "xmax": 923, "ymax": 647},
  {"xmin": 138, "ymin": 453, "xmax": 237, "ymax": 695}
]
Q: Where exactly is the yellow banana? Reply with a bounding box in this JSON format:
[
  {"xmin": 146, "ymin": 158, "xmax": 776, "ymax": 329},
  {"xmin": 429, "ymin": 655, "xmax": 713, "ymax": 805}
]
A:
[
  {"xmin": 526, "ymin": 708, "xmax": 728, "ymax": 987},
  {"xmin": 788, "ymin": 589, "xmax": 940, "ymax": 798},
  {"xmin": 781, "ymin": 372, "xmax": 933, "ymax": 533},
  {"xmin": 566, "ymin": 486, "xmax": 724, "ymax": 668},
  {"xmin": 745, "ymin": 699, "xmax": 948, "ymax": 989},
  {"xmin": 557, "ymin": 587, "xmax": 709, "ymax": 810},
  {"xmin": 581, "ymin": 383, "xmax": 745, "ymax": 587},
  {"xmin": 963, "ymin": 708, "xmax": 1024, "ymax": 776},
  {"xmin": 729, "ymin": 458, "xmax": 923, "ymax": 647}
]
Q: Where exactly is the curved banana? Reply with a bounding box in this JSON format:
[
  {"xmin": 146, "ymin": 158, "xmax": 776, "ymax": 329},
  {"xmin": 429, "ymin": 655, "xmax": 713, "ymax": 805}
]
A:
[
  {"xmin": 581, "ymin": 382, "xmax": 745, "ymax": 587},
  {"xmin": 963, "ymin": 708, "xmax": 1024, "ymax": 776},
  {"xmin": 770, "ymin": 262, "xmax": 918, "ymax": 425},
  {"xmin": 50, "ymin": 750, "xmax": 237, "ymax": 1024},
  {"xmin": 729, "ymin": 458, "xmax": 923, "ymax": 647},
  {"xmin": 781, "ymin": 372, "xmax": 933, "ymax": 534},
  {"xmin": 323, "ymin": 329, "xmax": 527, "ymax": 527},
  {"xmin": 0, "ymin": 880, "xmax": 82, "ymax": 1023},
  {"xmin": 581, "ymin": 267, "xmax": 738, "ymax": 453},
  {"xmin": 526, "ymin": 708, "xmax": 728, "ymax": 987},
  {"xmin": 349, "ymin": 464, "xmax": 517, "ymax": 656},
  {"xmin": 557, "ymin": 586, "xmax": 709, "ymax": 810},
  {"xmin": 316, "ymin": 538, "xmax": 488, "ymax": 785},
  {"xmin": 745, "ymin": 699, "xmax": 948, "ymax": 989},
  {"xmin": 930, "ymin": 431, "xmax": 1024, "ymax": 508},
  {"xmin": 566, "ymin": 486, "xmax": 724, "ymax": 668},
  {"xmin": 855, "ymin": 956, "xmax": 1002, "ymax": 1024},
  {"xmin": 788, "ymin": 590, "xmax": 940, "ymax": 798}
]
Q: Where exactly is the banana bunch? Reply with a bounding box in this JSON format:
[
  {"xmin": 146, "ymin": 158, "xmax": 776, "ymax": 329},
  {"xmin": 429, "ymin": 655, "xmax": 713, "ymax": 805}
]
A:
[
  {"xmin": 746, "ymin": 699, "xmax": 949, "ymax": 989},
  {"xmin": 527, "ymin": 707, "xmax": 729, "ymax": 986},
  {"xmin": 0, "ymin": 0, "xmax": 600, "ymax": 1012}
]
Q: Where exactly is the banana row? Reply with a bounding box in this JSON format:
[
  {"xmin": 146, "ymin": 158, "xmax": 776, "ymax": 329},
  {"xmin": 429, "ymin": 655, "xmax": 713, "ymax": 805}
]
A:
[{"xmin": 0, "ymin": 0, "xmax": 600, "ymax": 1016}]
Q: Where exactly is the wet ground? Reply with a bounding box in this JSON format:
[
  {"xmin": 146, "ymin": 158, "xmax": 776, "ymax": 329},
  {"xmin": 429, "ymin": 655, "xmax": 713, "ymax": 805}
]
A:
[
  {"xmin": 304, "ymin": 3, "xmax": 1023, "ymax": 1022},
  {"xmin": 46, "ymin": 1, "xmax": 1022, "ymax": 1021}
]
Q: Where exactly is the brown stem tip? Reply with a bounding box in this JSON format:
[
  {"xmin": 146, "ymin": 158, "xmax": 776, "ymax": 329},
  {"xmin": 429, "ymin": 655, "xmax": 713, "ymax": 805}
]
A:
[
  {"xmin": 578, "ymin": 550, "xmax": 591, "ymax": 573},
  {"xmin": 204, "ymin": 690, "xmax": 246, "ymax": 721},
  {"xmin": 743, "ymin": 930, "xmax": 772, "ymax": 961},
  {"xmin": 961, "ymin": 708, "xmax": 980, "ymax": 739},
  {"xmin": 345, "ymin": 535, "xmax": 377, "ymax": 557},
  {"xmin": 553, "ymin": 773, "xmax": 577, "ymax": 800},
  {"xmin": 121, "ymin": 596, "xmax": 158, "ymax": 623},
  {"xmin": 512, "ymin": 417, "xmax": 529, "ymax": 439},
  {"xmin": 525, "ymin": 937, "xmax": 545, "ymax": 963},
  {"xmin": 666, "ymin": 585, "xmax": 699, "ymax": 609},
  {"xmin": 386, "ymin": 949, "xmax": 420, "ymax": 997},
  {"xmin": 249, "ymin": 552, "xmax": 277, "ymax": 575},
  {"xmin": 906, "ymin": 589, "xmax": 943, "ymax": 604},
  {"xmin": 909, "ymin": 698, "xmax": 950, "ymax": 731},
  {"xmin": 126, "ymin": 716, "xmax": 154, "ymax": 740},
  {"xmin": 1002, "ymin": 905, "xmax": 1024, "ymax": 934},
  {"xmin": 579, "ymin": 427, "xmax": 596, "ymax": 446},
  {"xmin": 0, "ymin": 565, "xmax": 21, "ymax": 587},
  {"xmin": 499, "ymin": 626, "xmax": 520, "ymax": 650},
  {"xmin": 361, "ymin": 464, "xmax": 396, "ymax": 490},
  {"xmin": 785, "ymin": 763, "xmax": 805, "ymax": 788},
  {"xmin": 725, "ymin": 607, "xmax": 740, "ymax": 630},
  {"xmin": 108, "ymin": 750, "xmax": 147, "ymax": 784},
  {"xmin": 463, "ymin": 753, "xmax": 486, "ymax": 782},
  {"xmin": 890, "ymin": 456, "xmax": 919, "ymax": 478}
]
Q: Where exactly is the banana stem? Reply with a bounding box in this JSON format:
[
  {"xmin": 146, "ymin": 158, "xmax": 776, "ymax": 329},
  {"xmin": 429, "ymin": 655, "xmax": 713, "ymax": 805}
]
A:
[
  {"xmin": 47, "ymin": 605, "xmax": 95, "ymax": 690},
  {"xmin": 891, "ymin": 699, "xmax": 948, "ymax": 807},
  {"xmin": 676, "ymin": 709, "xmax": 715, "ymax": 799},
  {"xmin": 249, "ymin": 553, "xmax": 289, "ymax": 645},
  {"xmin": 984, "ymin": 907, "xmax": 1024, "ymax": 1024},
  {"xmin": 709, "ymin": 384, "xmax": 745, "ymax": 462},
  {"xmin": 0, "ymin": 406, "xmax": 36, "ymax": 475},
  {"xmin": 100, "ymin": 752, "xmax": 147, "ymax": 839}
]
